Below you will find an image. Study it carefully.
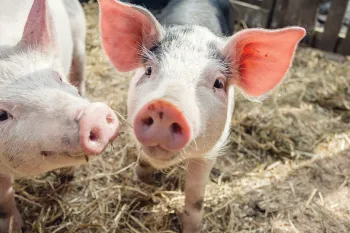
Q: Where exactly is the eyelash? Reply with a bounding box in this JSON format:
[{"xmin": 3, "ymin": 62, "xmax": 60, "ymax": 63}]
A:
[{"xmin": 54, "ymin": 72, "xmax": 63, "ymax": 83}]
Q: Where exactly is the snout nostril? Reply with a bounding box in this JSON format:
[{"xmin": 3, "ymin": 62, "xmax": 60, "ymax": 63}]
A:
[
  {"xmin": 171, "ymin": 123, "xmax": 182, "ymax": 135},
  {"xmin": 89, "ymin": 132, "xmax": 98, "ymax": 142},
  {"xmin": 142, "ymin": 117, "xmax": 154, "ymax": 126}
]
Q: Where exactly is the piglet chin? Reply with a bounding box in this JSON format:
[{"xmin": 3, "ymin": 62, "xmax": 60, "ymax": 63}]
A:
[{"xmin": 142, "ymin": 145, "xmax": 177, "ymax": 161}]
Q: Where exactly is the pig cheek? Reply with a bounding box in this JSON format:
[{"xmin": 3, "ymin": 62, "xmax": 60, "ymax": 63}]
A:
[
  {"xmin": 199, "ymin": 99, "xmax": 228, "ymax": 149},
  {"xmin": 212, "ymin": 106, "xmax": 228, "ymax": 141},
  {"xmin": 1, "ymin": 150, "xmax": 39, "ymax": 175},
  {"xmin": 217, "ymin": 89, "xmax": 229, "ymax": 105},
  {"xmin": 127, "ymin": 71, "xmax": 144, "ymax": 123},
  {"xmin": 127, "ymin": 87, "xmax": 137, "ymax": 123},
  {"xmin": 60, "ymin": 132, "xmax": 79, "ymax": 150},
  {"xmin": 0, "ymin": 134, "xmax": 25, "ymax": 171}
]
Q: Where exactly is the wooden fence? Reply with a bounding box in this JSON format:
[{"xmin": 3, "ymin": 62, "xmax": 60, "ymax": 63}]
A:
[{"xmin": 230, "ymin": 0, "xmax": 350, "ymax": 55}]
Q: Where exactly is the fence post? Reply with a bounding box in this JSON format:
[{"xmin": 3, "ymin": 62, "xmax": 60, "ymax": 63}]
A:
[
  {"xmin": 270, "ymin": 0, "xmax": 289, "ymax": 28},
  {"xmin": 230, "ymin": 0, "xmax": 270, "ymax": 28},
  {"xmin": 262, "ymin": 0, "xmax": 276, "ymax": 28},
  {"xmin": 337, "ymin": 25, "xmax": 350, "ymax": 55},
  {"xmin": 313, "ymin": 0, "xmax": 348, "ymax": 52},
  {"xmin": 298, "ymin": 0, "xmax": 319, "ymax": 44}
]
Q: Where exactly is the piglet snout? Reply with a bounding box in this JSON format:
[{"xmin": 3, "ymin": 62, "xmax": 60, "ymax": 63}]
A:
[
  {"xmin": 134, "ymin": 99, "xmax": 191, "ymax": 153},
  {"xmin": 77, "ymin": 103, "xmax": 119, "ymax": 155}
]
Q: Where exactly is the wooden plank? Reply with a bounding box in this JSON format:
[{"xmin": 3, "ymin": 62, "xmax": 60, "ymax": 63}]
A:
[
  {"xmin": 238, "ymin": 0, "xmax": 263, "ymax": 7},
  {"xmin": 270, "ymin": 0, "xmax": 289, "ymax": 28},
  {"xmin": 298, "ymin": 0, "xmax": 319, "ymax": 44},
  {"xmin": 313, "ymin": 0, "xmax": 348, "ymax": 52},
  {"xmin": 230, "ymin": 0, "xmax": 270, "ymax": 28},
  {"xmin": 337, "ymin": 25, "xmax": 350, "ymax": 55},
  {"xmin": 233, "ymin": 0, "xmax": 274, "ymax": 8},
  {"xmin": 261, "ymin": 0, "xmax": 275, "ymax": 28},
  {"xmin": 283, "ymin": 0, "xmax": 302, "ymax": 26},
  {"xmin": 261, "ymin": 0, "xmax": 274, "ymax": 9}
]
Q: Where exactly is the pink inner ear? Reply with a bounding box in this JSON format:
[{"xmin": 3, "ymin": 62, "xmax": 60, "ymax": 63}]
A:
[
  {"xmin": 224, "ymin": 27, "xmax": 306, "ymax": 97},
  {"xmin": 19, "ymin": 0, "xmax": 54, "ymax": 50},
  {"xmin": 99, "ymin": 0, "xmax": 161, "ymax": 72}
]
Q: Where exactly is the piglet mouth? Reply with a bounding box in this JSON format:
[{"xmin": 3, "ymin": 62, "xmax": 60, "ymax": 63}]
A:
[
  {"xmin": 40, "ymin": 151, "xmax": 90, "ymax": 162},
  {"xmin": 142, "ymin": 145, "xmax": 177, "ymax": 161}
]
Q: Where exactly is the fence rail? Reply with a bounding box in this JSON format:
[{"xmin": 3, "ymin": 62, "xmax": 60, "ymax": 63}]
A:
[{"xmin": 80, "ymin": 0, "xmax": 349, "ymax": 55}]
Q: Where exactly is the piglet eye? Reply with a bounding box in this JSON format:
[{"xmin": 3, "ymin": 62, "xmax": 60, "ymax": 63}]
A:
[
  {"xmin": 145, "ymin": 67, "xmax": 152, "ymax": 76},
  {"xmin": 213, "ymin": 79, "xmax": 225, "ymax": 89},
  {"xmin": 0, "ymin": 110, "xmax": 9, "ymax": 121},
  {"xmin": 57, "ymin": 75, "xmax": 63, "ymax": 82},
  {"xmin": 54, "ymin": 72, "xmax": 63, "ymax": 83}
]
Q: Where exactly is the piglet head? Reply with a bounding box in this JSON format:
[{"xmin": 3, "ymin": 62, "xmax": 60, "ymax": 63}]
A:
[
  {"xmin": 0, "ymin": 0, "xmax": 120, "ymax": 177},
  {"xmin": 99, "ymin": 0, "xmax": 305, "ymax": 168}
]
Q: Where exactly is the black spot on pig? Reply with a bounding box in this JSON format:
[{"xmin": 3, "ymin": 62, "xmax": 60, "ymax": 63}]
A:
[
  {"xmin": 193, "ymin": 199, "xmax": 204, "ymax": 211},
  {"xmin": 163, "ymin": 30, "xmax": 180, "ymax": 44},
  {"xmin": 179, "ymin": 25, "xmax": 195, "ymax": 34},
  {"xmin": 163, "ymin": 26, "xmax": 194, "ymax": 44},
  {"xmin": 61, "ymin": 135, "xmax": 71, "ymax": 146}
]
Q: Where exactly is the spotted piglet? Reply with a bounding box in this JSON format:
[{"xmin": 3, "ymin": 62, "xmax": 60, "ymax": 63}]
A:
[{"xmin": 98, "ymin": 0, "xmax": 305, "ymax": 232}]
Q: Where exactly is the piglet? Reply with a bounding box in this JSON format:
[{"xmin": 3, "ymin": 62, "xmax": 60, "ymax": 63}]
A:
[
  {"xmin": 98, "ymin": 0, "xmax": 305, "ymax": 232},
  {"xmin": 0, "ymin": 0, "xmax": 120, "ymax": 232}
]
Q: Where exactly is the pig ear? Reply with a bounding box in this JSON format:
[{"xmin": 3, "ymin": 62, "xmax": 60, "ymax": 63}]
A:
[
  {"xmin": 223, "ymin": 27, "xmax": 306, "ymax": 97},
  {"xmin": 18, "ymin": 0, "xmax": 56, "ymax": 52},
  {"xmin": 98, "ymin": 0, "xmax": 163, "ymax": 72}
]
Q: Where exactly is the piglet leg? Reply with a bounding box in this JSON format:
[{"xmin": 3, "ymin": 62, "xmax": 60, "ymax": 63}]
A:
[
  {"xmin": 135, "ymin": 159, "xmax": 155, "ymax": 184},
  {"xmin": 181, "ymin": 158, "xmax": 215, "ymax": 233},
  {"xmin": 0, "ymin": 175, "xmax": 22, "ymax": 233}
]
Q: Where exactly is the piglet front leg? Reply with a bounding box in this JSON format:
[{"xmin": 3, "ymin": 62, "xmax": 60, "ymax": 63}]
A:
[
  {"xmin": 0, "ymin": 175, "xmax": 22, "ymax": 233},
  {"xmin": 135, "ymin": 159, "xmax": 155, "ymax": 184},
  {"xmin": 181, "ymin": 158, "xmax": 215, "ymax": 233}
]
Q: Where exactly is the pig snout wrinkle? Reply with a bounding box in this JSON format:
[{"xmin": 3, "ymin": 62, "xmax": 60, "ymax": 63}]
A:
[
  {"xmin": 78, "ymin": 103, "xmax": 120, "ymax": 155},
  {"xmin": 134, "ymin": 99, "xmax": 191, "ymax": 153}
]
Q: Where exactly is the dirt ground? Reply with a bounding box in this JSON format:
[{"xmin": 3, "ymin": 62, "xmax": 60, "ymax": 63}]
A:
[{"xmin": 15, "ymin": 2, "xmax": 350, "ymax": 233}]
